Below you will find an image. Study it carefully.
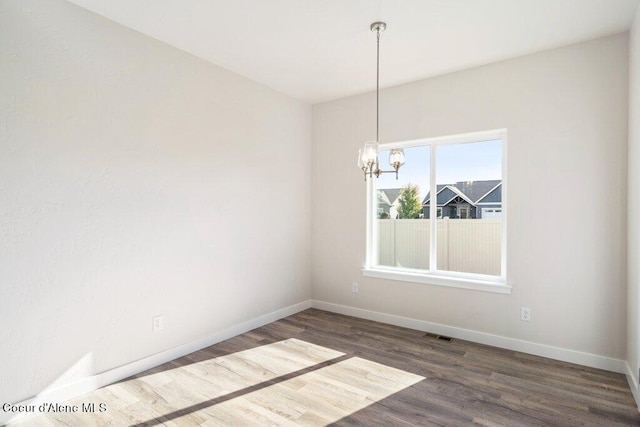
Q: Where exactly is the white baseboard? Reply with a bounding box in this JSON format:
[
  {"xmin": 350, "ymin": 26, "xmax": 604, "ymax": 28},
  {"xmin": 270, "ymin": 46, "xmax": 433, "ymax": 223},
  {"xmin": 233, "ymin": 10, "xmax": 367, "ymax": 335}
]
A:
[
  {"xmin": 311, "ymin": 300, "xmax": 627, "ymax": 374},
  {"xmin": 626, "ymin": 361, "xmax": 640, "ymax": 410},
  {"xmin": 1, "ymin": 300, "xmax": 312, "ymax": 425},
  {"xmin": 4, "ymin": 298, "xmax": 635, "ymax": 425}
]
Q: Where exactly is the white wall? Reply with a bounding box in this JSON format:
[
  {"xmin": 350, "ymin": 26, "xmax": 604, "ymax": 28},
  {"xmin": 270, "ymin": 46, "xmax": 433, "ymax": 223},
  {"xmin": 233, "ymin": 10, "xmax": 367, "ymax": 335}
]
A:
[
  {"xmin": 0, "ymin": 0, "xmax": 311, "ymax": 404},
  {"xmin": 628, "ymin": 3, "xmax": 640, "ymax": 388},
  {"xmin": 312, "ymin": 34, "xmax": 628, "ymax": 359}
]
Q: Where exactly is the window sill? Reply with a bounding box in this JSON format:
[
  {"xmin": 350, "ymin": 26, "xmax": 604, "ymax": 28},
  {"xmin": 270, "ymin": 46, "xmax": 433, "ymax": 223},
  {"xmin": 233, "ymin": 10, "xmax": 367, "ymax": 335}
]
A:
[{"xmin": 361, "ymin": 267, "xmax": 512, "ymax": 294}]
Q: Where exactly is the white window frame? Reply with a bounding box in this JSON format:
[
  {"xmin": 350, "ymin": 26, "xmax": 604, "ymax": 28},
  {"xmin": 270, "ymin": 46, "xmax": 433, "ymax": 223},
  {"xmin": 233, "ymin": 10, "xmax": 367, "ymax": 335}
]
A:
[{"xmin": 363, "ymin": 129, "xmax": 510, "ymax": 294}]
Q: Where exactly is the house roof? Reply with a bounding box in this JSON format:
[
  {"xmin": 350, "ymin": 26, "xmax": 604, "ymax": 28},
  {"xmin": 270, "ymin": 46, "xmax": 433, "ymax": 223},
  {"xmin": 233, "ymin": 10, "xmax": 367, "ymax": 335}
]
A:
[
  {"xmin": 454, "ymin": 180, "xmax": 501, "ymax": 203},
  {"xmin": 378, "ymin": 188, "xmax": 403, "ymax": 206},
  {"xmin": 377, "ymin": 191, "xmax": 391, "ymax": 207},
  {"xmin": 476, "ymin": 182, "xmax": 502, "ymax": 204},
  {"xmin": 443, "ymin": 186, "xmax": 475, "ymax": 205},
  {"xmin": 422, "ymin": 180, "xmax": 502, "ymax": 206}
]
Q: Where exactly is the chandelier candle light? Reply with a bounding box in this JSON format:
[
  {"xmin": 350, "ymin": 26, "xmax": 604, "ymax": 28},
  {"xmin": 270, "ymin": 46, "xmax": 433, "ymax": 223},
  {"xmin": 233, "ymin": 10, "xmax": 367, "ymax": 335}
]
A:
[{"xmin": 358, "ymin": 21, "xmax": 405, "ymax": 180}]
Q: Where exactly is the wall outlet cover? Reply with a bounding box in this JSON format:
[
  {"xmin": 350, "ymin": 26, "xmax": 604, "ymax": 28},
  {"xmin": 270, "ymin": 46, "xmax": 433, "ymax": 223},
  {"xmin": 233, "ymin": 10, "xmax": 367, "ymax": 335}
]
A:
[{"xmin": 152, "ymin": 315, "xmax": 163, "ymax": 331}]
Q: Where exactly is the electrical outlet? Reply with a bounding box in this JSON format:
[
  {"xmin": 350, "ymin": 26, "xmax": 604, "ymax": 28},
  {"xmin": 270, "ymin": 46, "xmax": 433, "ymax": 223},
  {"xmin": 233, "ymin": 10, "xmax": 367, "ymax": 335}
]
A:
[
  {"xmin": 520, "ymin": 307, "xmax": 531, "ymax": 322},
  {"xmin": 152, "ymin": 315, "xmax": 163, "ymax": 331},
  {"xmin": 352, "ymin": 282, "xmax": 358, "ymax": 293}
]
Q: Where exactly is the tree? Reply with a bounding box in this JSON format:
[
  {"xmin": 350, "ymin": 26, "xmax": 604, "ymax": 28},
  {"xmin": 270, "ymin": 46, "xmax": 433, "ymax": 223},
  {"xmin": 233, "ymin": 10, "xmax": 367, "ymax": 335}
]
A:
[{"xmin": 397, "ymin": 183, "xmax": 422, "ymax": 219}]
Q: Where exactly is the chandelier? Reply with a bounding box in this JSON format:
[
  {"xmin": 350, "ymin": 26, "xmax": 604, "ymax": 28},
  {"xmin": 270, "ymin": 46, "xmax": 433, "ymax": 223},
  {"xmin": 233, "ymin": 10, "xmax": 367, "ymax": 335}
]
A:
[{"xmin": 358, "ymin": 22, "xmax": 405, "ymax": 180}]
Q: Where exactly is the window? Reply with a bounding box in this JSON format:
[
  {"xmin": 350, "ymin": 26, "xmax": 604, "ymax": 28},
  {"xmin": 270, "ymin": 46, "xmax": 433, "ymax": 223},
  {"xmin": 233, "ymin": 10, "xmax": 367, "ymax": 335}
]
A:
[{"xmin": 364, "ymin": 129, "xmax": 508, "ymax": 293}]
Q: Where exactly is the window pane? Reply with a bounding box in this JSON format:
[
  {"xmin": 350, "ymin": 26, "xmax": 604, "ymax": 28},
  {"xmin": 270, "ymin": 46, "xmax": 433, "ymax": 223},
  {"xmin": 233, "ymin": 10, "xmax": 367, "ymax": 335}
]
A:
[
  {"xmin": 435, "ymin": 139, "xmax": 502, "ymax": 276},
  {"xmin": 376, "ymin": 146, "xmax": 429, "ymax": 269}
]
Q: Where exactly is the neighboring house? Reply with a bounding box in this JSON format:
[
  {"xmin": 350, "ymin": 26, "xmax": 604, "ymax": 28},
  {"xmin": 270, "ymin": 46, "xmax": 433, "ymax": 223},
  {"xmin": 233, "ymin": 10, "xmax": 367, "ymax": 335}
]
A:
[
  {"xmin": 377, "ymin": 188, "xmax": 403, "ymax": 219},
  {"xmin": 422, "ymin": 180, "xmax": 502, "ymax": 219}
]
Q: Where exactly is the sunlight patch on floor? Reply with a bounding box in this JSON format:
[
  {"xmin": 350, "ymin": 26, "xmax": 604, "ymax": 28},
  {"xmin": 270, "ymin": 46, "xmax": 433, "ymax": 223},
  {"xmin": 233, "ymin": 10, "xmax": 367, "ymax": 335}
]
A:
[
  {"xmin": 177, "ymin": 357, "xmax": 424, "ymax": 426},
  {"xmin": 136, "ymin": 337, "xmax": 345, "ymax": 393},
  {"xmin": 8, "ymin": 339, "xmax": 424, "ymax": 426}
]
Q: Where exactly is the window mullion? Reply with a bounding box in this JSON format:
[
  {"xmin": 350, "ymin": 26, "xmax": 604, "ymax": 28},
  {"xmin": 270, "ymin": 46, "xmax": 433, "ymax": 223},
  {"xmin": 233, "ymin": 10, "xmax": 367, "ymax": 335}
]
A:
[
  {"xmin": 500, "ymin": 131, "xmax": 507, "ymax": 278},
  {"xmin": 429, "ymin": 144, "xmax": 437, "ymax": 272},
  {"xmin": 367, "ymin": 175, "xmax": 377, "ymax": 268}
]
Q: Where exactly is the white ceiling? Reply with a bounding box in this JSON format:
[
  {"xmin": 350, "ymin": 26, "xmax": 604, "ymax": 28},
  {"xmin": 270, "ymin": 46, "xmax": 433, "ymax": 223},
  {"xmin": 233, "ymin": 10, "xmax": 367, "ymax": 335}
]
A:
[{"xmin": 65, "ymin": 0, "xmax": 639, "ymax": 104}]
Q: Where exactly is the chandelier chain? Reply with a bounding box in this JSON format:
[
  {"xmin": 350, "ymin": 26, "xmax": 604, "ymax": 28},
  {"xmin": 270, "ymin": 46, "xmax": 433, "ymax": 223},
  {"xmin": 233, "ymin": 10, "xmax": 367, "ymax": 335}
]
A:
[{"xmin": 376, "ymin": 27, "xmax": 380, "ymax": 143}]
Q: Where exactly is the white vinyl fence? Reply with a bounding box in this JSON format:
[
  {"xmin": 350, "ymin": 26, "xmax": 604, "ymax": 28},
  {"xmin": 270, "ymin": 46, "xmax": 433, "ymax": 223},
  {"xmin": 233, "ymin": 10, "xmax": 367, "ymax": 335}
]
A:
[{"xmin": 377, "ymin": 219, "xmax": 502, "ymax": 276}]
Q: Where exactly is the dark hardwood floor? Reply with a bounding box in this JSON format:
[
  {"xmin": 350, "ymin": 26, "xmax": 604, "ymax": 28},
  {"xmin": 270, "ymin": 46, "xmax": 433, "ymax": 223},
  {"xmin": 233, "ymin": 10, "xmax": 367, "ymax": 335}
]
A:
[
  {"xmin": 12, "ymin": 308, "xmax": 640, "ymax": 426},
  {"xmin": 212, "ymin": 308, "xmax": 640, "ymax": 426}
]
